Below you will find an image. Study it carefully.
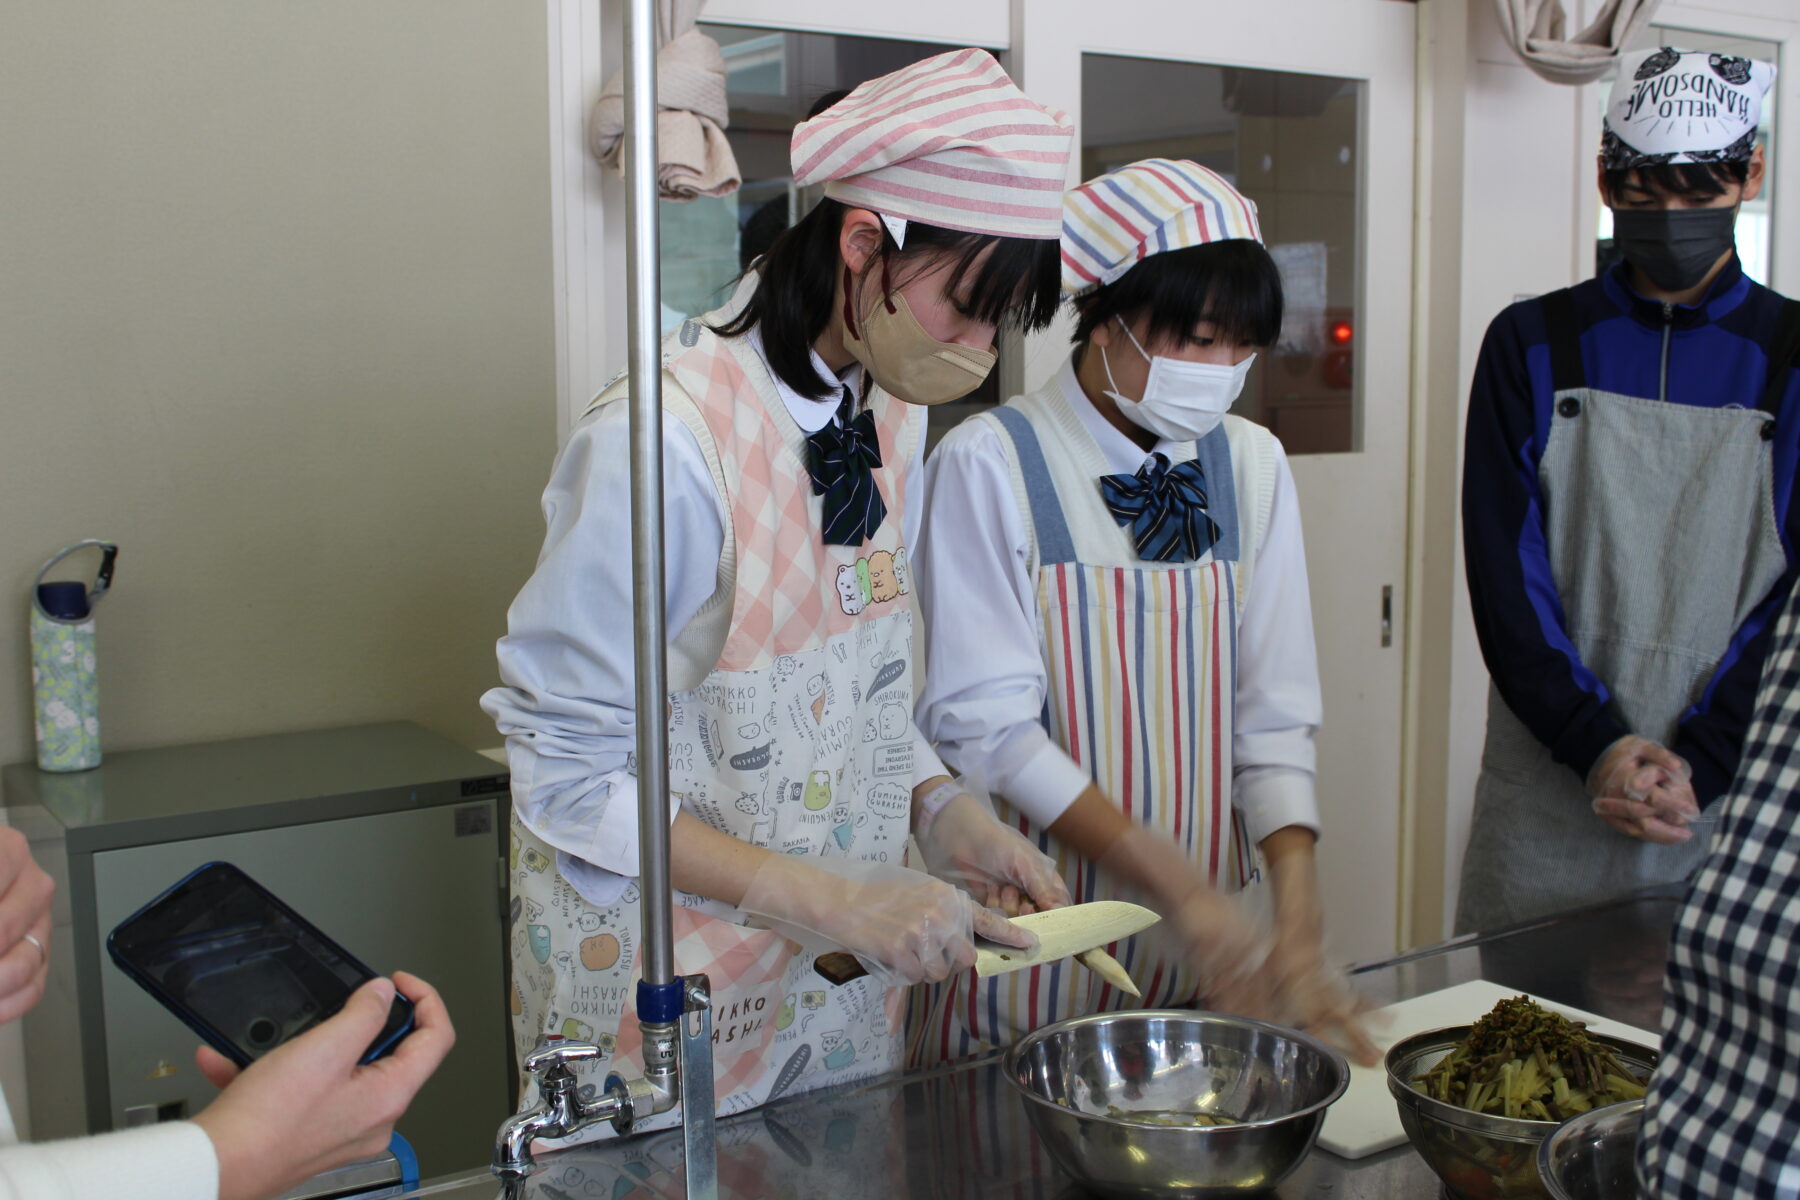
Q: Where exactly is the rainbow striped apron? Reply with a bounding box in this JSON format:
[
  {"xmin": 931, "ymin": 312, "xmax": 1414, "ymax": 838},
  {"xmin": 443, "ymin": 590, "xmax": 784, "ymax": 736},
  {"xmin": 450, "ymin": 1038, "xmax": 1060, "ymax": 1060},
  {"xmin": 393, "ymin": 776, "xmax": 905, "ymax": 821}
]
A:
[{"xmin": 908, "ymin": 404, "xmax": 1253, "ymax": 1067}]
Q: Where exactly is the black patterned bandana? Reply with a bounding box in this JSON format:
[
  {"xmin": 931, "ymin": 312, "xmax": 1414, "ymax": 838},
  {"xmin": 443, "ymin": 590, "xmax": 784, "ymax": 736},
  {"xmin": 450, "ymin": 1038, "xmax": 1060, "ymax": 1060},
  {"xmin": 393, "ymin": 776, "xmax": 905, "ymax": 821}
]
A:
[{"xmin": 1602, "ymin": 47, "xmax": 1773, "ymax": 171}]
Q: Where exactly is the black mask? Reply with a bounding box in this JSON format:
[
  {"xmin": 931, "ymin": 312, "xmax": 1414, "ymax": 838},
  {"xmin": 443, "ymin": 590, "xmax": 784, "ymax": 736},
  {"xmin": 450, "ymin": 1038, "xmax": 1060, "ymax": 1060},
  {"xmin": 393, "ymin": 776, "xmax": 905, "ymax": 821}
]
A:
[{"xmin": 1610, "ymin": 205, "xmax": 1738, "ymax": 292}]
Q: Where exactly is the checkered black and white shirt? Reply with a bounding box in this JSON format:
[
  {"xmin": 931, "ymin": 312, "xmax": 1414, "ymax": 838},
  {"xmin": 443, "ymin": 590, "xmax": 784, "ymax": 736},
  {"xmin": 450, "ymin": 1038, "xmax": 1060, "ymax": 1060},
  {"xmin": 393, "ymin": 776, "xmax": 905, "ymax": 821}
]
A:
[{"xmin": 1638, "ymin": 577, "xmax": 1800, "ymax": 1197}]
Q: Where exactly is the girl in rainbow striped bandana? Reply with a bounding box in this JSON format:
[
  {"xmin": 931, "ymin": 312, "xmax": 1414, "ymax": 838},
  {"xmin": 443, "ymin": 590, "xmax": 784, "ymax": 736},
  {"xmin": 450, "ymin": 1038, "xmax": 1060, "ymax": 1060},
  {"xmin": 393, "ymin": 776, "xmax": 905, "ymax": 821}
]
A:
[{"xmin": 913, "ymin": 159, "xmax": 1377, "ymax": 1068}]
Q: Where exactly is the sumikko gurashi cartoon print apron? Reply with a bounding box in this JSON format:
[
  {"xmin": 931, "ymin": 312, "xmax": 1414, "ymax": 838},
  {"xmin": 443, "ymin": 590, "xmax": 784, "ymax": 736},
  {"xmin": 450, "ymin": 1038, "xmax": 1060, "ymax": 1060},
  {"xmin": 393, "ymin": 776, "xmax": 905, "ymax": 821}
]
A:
[
  {"xmin": 509, "ymin": 308, "xmax": 926, "ymax": 1137},
  {"xmin": 908, "ymin": 372, "xmax": 1275, "ymax": 1066}
]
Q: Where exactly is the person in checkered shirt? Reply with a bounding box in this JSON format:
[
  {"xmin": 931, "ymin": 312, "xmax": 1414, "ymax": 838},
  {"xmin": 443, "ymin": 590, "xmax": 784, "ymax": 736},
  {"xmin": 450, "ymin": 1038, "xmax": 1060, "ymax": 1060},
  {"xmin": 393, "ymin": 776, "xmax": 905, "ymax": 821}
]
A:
[{"xmin": 1638, "ymin": 574, "xmax": 1800, "ymax": 1196}]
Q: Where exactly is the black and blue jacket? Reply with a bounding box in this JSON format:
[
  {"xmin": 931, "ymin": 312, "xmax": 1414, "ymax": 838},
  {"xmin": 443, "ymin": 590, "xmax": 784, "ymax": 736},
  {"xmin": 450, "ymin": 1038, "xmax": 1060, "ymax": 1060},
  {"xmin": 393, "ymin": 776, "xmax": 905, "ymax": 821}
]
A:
[{"xmin": 1463, "ymin": 255, "xmax": 1800, "ymax": 804}]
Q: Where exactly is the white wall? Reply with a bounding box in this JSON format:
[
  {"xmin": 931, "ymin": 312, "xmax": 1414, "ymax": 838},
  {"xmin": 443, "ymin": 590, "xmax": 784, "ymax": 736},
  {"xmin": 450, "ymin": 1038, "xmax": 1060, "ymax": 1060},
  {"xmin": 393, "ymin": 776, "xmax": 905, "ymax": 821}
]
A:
[
  {"xmin": 0, "ymin": 2, "xmax": 557, "ymax": 1131},
  {"xmin": 0, "ymin": 3, "xmax": 555, "ymax": 769},
  {"xmin": 1439, "ymin": 0, "xmax": 1598, "ymax": 928}
]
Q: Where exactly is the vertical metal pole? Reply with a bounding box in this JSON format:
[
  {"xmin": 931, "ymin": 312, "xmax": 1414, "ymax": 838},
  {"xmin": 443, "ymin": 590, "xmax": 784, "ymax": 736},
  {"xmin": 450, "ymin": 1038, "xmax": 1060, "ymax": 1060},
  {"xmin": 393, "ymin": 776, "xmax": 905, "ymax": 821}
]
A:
[
  {"xmin": 624, "ymin": 0, "xmax": 673, "ymax": 990},
  {"xmin": 623, "ymin": 14, "xmax": 716, "ymax": 1197}
]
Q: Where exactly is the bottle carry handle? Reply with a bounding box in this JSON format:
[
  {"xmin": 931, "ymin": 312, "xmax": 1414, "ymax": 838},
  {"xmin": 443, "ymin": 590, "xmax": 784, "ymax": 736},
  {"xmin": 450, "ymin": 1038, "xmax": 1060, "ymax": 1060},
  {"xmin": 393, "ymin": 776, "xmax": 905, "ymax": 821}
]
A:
[{"xmin": 33, "ymin": 540, "xmax": 120, "ymax": 618}]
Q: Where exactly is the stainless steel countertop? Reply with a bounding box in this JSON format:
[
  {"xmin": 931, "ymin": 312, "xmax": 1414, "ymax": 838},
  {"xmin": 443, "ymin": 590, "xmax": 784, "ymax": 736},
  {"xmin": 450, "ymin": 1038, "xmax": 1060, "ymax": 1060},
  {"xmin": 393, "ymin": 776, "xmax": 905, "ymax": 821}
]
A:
[{"xmin": 392, "ymin": 891, "xmax": 1680, "ymax": 1200}]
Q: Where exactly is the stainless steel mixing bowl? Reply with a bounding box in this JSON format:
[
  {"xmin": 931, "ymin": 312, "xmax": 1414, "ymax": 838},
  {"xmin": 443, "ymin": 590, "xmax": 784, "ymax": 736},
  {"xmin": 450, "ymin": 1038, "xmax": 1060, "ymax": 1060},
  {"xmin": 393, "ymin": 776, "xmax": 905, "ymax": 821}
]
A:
[
  {"xmin": 1385, "ymin": 1027, "xmax": 1658, "ymax": 1200},
  {"xmin": 1003, "ymin": 1009, "xmax": 1349, "ymax": 1199},
  {"xmin": 1538, "ymin": 1099, "xmax": 1645, "ymax": 1200}
]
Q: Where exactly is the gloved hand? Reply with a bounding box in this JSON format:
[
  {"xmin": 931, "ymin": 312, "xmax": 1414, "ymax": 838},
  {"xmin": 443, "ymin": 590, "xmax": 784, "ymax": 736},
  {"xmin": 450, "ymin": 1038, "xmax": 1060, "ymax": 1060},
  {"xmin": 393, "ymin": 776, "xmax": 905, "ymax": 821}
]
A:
[
  {"xmin": 1099, "ymin": 825, "xmax": 1272, "ymax": 1012},
  {"xmin": 1169, "ymin": 885, "xmax": 1276, "ymax": 1017},
  {"xmin": 1259, "ymin": 940, "xmax": 1379, "ymax": 1065},
  {"xmin": 914, "ymin": 779, "xmax": 1072, "ymax": 917},
  {"xmin": 1260, "ymin": 854, "xmax": 1379, "ymax": 1065},
  {"xmin": 1587, "ymin": 736, "xmax": 1698, "ymax": 845},
  {"xmin": 737, "ymin": 852, "xmax": 1035, "ymax": 986}
]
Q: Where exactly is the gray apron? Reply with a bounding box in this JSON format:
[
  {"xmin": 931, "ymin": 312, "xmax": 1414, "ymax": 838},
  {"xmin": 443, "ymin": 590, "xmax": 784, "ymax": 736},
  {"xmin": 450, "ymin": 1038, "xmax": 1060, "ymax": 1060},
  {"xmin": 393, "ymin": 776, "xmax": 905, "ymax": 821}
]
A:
[{"xmin": 1456, "ymin": 288, "xmax": 1793, "ymax": 934}]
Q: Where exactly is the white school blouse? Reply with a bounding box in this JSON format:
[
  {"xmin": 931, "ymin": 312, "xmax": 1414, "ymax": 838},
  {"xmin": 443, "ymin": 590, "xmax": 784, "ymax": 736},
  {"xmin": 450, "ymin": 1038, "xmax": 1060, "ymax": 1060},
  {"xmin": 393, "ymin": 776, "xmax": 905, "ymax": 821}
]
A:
[
  {"xmin": 482, "ymin": 329, "xmax": 945, "ymax": 905},
  {"xmin": 913, "ymin": 356, "xmax": 1321, "ymax": 844}
]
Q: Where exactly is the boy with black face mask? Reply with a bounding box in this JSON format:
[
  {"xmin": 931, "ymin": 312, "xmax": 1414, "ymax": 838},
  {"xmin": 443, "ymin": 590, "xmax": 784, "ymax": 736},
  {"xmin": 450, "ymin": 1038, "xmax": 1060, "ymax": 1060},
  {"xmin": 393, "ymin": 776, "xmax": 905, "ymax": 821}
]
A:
[{"xmin": 1458, "ymin": 47, "xmax": 1798, "ymax": 934}]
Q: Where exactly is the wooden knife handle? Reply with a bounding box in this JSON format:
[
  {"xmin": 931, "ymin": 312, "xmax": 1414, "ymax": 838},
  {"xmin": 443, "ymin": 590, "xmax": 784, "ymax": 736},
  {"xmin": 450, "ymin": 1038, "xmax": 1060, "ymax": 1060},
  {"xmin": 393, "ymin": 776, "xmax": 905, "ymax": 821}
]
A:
[{"xmin": 814, "ymin": 952, "xmax": 869, "ymax": 986}]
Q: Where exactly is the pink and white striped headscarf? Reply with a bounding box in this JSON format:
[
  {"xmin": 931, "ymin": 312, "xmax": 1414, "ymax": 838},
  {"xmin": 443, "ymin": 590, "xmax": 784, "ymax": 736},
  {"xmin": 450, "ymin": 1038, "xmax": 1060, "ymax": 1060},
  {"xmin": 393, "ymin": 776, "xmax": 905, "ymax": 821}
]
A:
[
  {"xmin": 1061, "ymin": 158, "xmax": 1263, "ymax": 297},
  {"xmin": 789, "ymin": 48, "xmax": 1073, "ymax": 241}
]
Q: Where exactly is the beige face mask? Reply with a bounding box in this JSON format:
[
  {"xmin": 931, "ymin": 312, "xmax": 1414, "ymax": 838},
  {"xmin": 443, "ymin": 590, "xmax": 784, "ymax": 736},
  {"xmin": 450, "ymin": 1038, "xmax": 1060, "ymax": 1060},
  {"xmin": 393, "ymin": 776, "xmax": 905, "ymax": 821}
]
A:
[{"xmin": 842, "ymin": 259, "xmax": 997, "ymax": 407}]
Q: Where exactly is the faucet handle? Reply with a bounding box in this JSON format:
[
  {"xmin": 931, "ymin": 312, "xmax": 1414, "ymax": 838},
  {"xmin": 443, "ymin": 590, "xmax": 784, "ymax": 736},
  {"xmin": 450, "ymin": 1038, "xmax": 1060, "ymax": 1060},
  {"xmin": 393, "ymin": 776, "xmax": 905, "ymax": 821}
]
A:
[{"xmin": 523, "ymin": 1038, "xmax": 603, "ymax": 1077}]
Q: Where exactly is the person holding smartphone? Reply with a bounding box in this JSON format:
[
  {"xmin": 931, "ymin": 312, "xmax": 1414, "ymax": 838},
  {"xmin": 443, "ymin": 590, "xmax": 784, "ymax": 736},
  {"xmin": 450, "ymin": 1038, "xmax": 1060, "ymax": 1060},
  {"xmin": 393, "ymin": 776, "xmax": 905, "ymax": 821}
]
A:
[{"xmin": 0, "ymin": 826, "xmax": 454, "ymax": 1200}]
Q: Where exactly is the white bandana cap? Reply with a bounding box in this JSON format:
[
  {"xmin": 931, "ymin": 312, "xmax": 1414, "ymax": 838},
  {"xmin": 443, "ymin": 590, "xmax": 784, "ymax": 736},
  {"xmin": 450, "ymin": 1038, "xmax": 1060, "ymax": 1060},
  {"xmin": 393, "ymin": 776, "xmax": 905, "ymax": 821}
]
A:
[{"xmin": 1602, "ymin": 47, "xmax": 1776, "ymax": 170}]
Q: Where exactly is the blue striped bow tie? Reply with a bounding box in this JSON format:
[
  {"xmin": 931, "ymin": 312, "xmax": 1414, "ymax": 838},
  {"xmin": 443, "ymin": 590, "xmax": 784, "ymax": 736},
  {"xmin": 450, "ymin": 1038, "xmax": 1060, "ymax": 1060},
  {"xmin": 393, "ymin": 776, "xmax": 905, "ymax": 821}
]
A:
[
  {"xmin": 806, "ymin": 390, "xmax": 887, "ymax": 547},
  {"xmin": 1099, "ymin": 453, "xmax": 1221, "ymax": 563}
]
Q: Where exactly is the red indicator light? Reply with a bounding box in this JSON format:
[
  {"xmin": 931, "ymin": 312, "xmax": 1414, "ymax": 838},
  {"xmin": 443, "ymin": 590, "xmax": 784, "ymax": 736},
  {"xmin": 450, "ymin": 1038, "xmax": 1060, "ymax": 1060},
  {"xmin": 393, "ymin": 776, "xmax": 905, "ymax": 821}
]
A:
[{"xmin": 1329, "ymin": 320, "xmax": 1353, "ymax": 346}]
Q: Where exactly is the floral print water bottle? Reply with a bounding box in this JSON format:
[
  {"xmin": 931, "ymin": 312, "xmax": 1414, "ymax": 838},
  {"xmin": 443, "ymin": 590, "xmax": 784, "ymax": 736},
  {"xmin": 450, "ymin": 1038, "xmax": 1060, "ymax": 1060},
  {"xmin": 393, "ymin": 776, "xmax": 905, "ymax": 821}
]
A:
[{"xmin": 30, "ymin": 541, "xmax": 118, "ymax": 772}]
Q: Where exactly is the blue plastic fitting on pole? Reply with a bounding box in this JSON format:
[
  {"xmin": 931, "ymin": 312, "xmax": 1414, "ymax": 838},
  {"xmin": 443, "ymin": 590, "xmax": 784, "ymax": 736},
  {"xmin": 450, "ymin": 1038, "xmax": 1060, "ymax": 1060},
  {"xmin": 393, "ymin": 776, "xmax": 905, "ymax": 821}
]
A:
[{"xmin": 637, "ymin": 978, "xmax": 685, "ymax": 1025}]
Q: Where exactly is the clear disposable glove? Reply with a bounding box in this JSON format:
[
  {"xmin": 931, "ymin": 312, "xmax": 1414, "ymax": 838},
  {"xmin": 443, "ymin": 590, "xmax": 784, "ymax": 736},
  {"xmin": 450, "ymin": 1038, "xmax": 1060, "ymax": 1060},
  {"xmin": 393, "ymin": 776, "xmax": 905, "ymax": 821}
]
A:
[
  {"xmin": 914, "ymin": 779, "xmax": 1072, "ymax": 918},
  {"xmin": 737, "ymin": 852, "xmax": 1035, "ymax": 986},
  {"xmin": 1587, "ymin": 735, "xmax": 1698, "ymax": 845},
  {"xmin": 1260, "ymin": 859, "xmax": 1380, "ymax": 1066},
  {"xmin": 1260, "ymin": 944, "xmax": 1379, "ymax": 1065},
  {"xmin": 1171, "ymin": 886, "xmax": 1277, "ymax": 1017},
  {"xmin": 1099, "ymin": 825, "xmax": 1273, "ymax": 1012}
]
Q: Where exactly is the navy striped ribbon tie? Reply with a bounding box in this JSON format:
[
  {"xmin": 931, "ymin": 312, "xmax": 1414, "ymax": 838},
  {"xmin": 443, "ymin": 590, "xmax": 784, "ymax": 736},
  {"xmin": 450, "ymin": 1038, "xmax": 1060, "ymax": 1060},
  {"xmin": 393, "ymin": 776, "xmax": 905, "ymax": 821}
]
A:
[
  {"xmin": 1099, "ymin": 453, "xmax": 1221, "ymax": 563},
  {"xmin": 806, "ymin": 391, "xmax": 887, "ymax": 547}
]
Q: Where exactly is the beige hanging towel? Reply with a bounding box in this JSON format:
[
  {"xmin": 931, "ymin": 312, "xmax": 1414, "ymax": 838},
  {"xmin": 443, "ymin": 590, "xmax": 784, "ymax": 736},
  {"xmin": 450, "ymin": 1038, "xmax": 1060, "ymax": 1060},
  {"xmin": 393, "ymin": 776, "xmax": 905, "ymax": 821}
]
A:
[
  {"xmin": 1495, "ymin": 0, "xmax": 1664, "ymax": 86},
  {"xmin": 590, "ymin": 2, "xmax": 741, "ymax": 202}
]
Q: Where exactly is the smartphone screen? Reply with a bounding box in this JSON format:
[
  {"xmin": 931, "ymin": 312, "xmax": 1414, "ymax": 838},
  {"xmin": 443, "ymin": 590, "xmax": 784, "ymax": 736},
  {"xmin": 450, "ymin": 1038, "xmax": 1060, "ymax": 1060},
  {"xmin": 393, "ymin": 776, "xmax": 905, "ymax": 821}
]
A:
[{"xmin": 108, "ymin": 862, "xmax": 414, "ymax": 1067}]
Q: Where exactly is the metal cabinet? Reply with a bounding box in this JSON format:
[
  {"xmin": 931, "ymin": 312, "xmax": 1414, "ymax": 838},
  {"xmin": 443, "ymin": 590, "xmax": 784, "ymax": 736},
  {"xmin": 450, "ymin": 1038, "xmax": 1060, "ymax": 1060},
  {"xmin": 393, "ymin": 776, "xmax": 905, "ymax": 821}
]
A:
[{"xmin": 3, "ymin": 722, "xmax": 513, "ymax": 1178}]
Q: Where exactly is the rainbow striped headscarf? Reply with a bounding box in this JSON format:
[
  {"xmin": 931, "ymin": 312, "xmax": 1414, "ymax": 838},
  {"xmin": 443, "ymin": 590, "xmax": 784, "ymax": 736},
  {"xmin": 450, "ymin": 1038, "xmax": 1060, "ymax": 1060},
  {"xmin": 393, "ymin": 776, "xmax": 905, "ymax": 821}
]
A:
[{"xmin": 1061, "ymin": 158, "xmax": 1263, "ymax": 297}]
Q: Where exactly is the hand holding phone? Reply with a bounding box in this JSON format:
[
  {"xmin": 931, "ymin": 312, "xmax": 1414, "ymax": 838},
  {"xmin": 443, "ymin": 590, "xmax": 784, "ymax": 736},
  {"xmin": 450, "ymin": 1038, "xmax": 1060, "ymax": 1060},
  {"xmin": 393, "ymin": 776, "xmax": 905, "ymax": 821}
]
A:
[
  {"xmin": 192, "ymin": 971, "xmax": 455, "ymax": 1200},
  {"xmin": 108, "ymin": 862, "xmax": 414, "ymax": 1066}
]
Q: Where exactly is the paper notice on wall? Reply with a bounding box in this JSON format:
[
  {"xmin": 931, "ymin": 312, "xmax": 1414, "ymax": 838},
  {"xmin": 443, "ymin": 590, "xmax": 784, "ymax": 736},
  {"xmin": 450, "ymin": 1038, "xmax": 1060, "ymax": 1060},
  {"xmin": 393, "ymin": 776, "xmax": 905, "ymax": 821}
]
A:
[{"xmin": 1269, "ymin": 242, "xmax": 1327, "ymax": 357}]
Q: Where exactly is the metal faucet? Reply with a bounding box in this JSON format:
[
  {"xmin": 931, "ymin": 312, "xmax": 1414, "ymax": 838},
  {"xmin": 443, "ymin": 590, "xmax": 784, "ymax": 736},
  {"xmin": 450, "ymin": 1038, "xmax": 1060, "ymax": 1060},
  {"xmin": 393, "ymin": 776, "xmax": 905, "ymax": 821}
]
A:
[
  {"xmin": 490, "ymin": 0, "xmax": 719, "ymax": 1190},
  {"xmin": 493, "ymin": 1041, "xmax": 655, "ymax": 1174},
  {"xmin": 492, "ymin": 977, "xmax": 716, "ymax": 1181}
]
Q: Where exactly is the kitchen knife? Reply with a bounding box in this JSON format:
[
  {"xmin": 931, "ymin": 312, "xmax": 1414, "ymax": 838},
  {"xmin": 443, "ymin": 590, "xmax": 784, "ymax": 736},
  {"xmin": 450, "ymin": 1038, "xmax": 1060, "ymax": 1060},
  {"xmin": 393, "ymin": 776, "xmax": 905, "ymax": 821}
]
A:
[{"xmin": 814, "ymin": 900, "xmax": 1159, "ymax": 986}]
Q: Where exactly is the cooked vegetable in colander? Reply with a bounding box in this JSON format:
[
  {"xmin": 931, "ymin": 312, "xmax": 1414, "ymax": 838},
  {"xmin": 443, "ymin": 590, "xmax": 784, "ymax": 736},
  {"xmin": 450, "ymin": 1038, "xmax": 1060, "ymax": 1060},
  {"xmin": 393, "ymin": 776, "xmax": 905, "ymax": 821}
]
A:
[{"xmin": 1413, "ymin": 996, "xmax": 1646, "ymax": 1122}]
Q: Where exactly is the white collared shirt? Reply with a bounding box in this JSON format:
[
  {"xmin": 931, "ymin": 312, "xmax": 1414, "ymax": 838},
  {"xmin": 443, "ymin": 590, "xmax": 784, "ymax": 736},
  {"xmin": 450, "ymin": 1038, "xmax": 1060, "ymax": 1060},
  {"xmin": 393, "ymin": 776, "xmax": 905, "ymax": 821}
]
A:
[
  {"xmin": 913, "ymin": 356, "xmax": 1321, "ymax": 844},
  {"xmin": 0, "ymin": 1095, "xmax": 217, "ymax": 1200},
  {"xmin": 481, "ymin": 328, "xmax": 940, "ymax": 906}
]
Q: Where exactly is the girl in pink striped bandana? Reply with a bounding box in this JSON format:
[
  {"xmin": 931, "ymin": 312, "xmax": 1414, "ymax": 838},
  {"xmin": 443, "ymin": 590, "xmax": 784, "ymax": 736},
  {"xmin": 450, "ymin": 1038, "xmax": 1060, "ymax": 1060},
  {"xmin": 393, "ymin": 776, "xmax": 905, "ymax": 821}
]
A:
[{"xmin": 483, "ymin": 48, "xmax": 1079, "ymax": 1133}]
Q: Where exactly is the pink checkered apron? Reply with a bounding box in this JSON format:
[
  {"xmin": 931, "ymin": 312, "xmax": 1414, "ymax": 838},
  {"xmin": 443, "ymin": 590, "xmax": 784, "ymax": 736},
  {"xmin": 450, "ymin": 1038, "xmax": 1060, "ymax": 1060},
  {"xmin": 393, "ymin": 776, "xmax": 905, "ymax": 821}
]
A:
[{"xmin": 508, "ymin": 314, "xmax": 924, "ymax": 1139}]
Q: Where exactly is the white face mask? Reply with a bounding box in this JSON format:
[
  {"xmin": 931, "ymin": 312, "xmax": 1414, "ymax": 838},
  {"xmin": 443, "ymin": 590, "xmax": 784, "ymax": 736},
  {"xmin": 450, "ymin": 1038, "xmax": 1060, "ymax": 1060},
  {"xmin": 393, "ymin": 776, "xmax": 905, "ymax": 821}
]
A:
[{"xmin": 1101, "ymin": 318, "xmax": 1255, "ymax": 443}]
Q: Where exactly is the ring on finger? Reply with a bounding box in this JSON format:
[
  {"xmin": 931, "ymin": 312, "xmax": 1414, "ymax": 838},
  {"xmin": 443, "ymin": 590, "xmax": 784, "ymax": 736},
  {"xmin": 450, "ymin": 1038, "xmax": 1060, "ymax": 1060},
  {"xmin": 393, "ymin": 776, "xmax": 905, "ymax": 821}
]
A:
[{"xmin": 22, "ymin": 933, "xmax": 47, "ymax": 967}]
